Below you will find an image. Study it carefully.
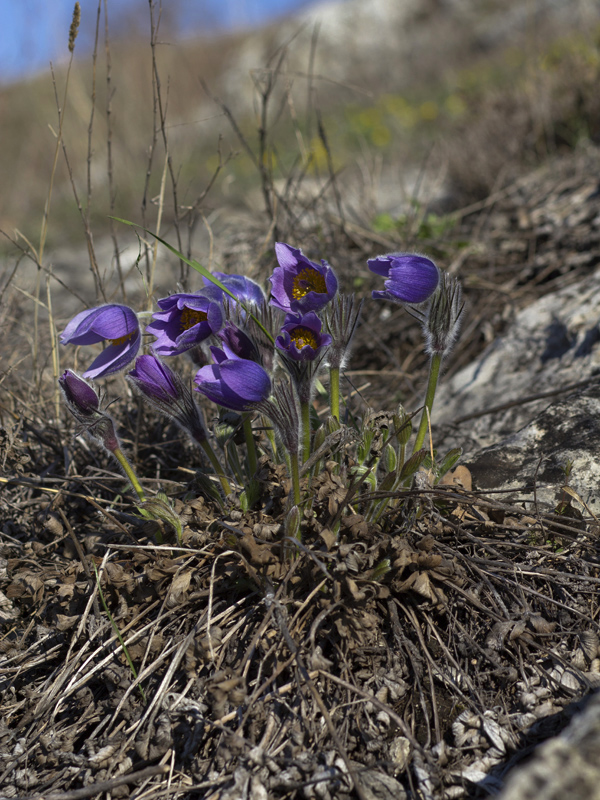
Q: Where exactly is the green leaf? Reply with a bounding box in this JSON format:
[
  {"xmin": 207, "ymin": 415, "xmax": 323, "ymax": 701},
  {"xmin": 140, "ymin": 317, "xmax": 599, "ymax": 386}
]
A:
[
  {"xmin": 240, "ymin": 478, "xmax": 260, "ymax": 511},
  {"xmin": 357, "ymin": 429, "xmax": 374, "ymax": 465},
  {"xmin": 399, "ymin": 450, "xmax": 427, "ymax": 481},
  {"xmin": 383, "ymin": 443, "xmax": 397, "ymax": 474},
  {"xmin": 435, "ymin": 448, "xmax": 462, "ymax": 483},
  {"xmin": 379, "ymin": 472, "xmax": 397, "ymax": 492},
  {"xmin": 393, "ymin": 407, "xmax": 412, "ymax": 446},
  {"xmin": 365, "ymin": 558, "xmax": 391, "ymax": 581},
  {"xmin": 351, "ymin": 465, "xmax": 377, "ymax": 491}
]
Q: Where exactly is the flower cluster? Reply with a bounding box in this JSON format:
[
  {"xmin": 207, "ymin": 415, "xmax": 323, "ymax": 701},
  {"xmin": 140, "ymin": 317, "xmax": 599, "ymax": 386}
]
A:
[{"xmin": 60, "ymin": 240, "xmax": 459, "ymax": 513}]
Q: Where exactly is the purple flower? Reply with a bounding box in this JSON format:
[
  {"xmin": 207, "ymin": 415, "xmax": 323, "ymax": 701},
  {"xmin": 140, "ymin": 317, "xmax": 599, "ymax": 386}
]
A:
[
  {"xmin": 203, "ymin": 272, "xmax": 266, "ymax": 306},
  {"xmin": 58, "ymin": 370, "xmax": 119, "ymax": 452},
  {"xmin": 60, "ymin": 304, "xmax": 141, "ymax": 378},
  {"xmin": 146, "ymin": 293, "xmax": 223, "ymax": 357},
  {"xmin": 128, "ymin": 354, "xmax": 180, "ymax": 403},
  {"xmin": 59, "ymin": 370, "xmax": 100, "ymax": 418},
  {"xmin": 368, "ymin": 253, "xmax": 439, "ymax": 304},
  {"xmin": 275, "ymin": 312, "xmax": 332, "ymax": 361},
  {"xmin": 194, "ymin": 347, "xmax": 271, "ymax": 411},
  {"xmin": 270, "ymin": 242, "xmax": 338, "ymax": 313},
  {"xmin": 218, "ymin": 321, "xmax": 260, "ymax": 362},
  {"xmin": 128, "ymin": 355, "xmax": 208, "ymax": 442}
]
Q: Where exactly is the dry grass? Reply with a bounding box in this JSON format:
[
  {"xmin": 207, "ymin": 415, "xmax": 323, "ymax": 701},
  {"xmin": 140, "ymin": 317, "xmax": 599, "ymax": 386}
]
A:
[{"xmin": 1, "ymin": 2, "xmax": 600, "ymax": 798}]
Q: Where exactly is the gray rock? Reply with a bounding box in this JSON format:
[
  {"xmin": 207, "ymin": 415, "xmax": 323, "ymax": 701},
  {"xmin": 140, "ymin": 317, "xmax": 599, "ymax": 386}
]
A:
[
  {"xmin": 434, "ymin": 267, "xmax": 600, "ymax": 508},
  {"xmin": 497, "ymin": 692, "xmax": 600, "ymax": 800}
]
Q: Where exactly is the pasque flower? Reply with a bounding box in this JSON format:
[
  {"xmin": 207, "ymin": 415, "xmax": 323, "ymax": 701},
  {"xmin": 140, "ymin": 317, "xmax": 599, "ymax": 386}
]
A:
[
  {"xmin": 146, "ymin": 293, "xmax": 223, "ymax": 357},
  {"xmin": 218, "ymin": 321, "xmax": 261, "ymax": 363},
  {"xmin": 59, "ymin": 369, "xmax": 146, "ymax": 501},
  {"xmin": 58, "ymin": 370, "xmax": 119, "ymax": 452},
  {"xmin": 368, "ymin": 253, "xmax": 439, "ymax": 305},
  {"xmin": 275, "ymin": 312, "xmax": 332, "ymax": 362},
  {"xmin": 128, "ymin": 355, "xmax": 233, "ymax": 496},
  {"xmin": 60, "ymin": 304, "xmax": 141, "ymax": 378},
  {"xmin": 270, "ymin": 242, "xmax": 338, "ymax": 313},
  {"xmin": 128, "ymin": 354, "xmax": 208, "ymax": 442},
  {"xmin": 194, "ymin": 346, "xmax": 272, "ymax": 411},
  {"xmin": 203, "ymin": 272, "xmax": 266, "ymax": 306}
]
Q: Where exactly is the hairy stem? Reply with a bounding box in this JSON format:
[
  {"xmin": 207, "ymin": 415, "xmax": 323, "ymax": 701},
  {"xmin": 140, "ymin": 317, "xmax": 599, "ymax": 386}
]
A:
[
  {"xmin": 329, "ymin": 366, "xmax": 340, "ymax": 421},
  {"xmin": 243, "ymin": 413, "xmax": 258, "ymax": 478},
  {"xmin": 112, "ymin": 447, "xmax": 146, "ymax": 503},
  {"xmin": 199, "ymin": 438, "xmax": 233, "ymax": 497},
  {"xmin": 412, "ymin": 352, "xmax": 442, "ymax": 454}
]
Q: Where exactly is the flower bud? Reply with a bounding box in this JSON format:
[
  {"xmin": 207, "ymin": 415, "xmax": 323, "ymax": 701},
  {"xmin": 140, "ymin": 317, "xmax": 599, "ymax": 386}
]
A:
[{"xmin": 423, "ymin": 272, "xmax": 463, "ymax": 357}]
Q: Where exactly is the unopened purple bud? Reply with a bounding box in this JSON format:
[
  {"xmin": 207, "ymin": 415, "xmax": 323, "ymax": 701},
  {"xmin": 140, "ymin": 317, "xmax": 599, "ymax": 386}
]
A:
[
  {"xmin": 218, "ymin": 322, "xmax": 260, "ymax": 362},
  {"xmin": 59, "ymin": 370, "xmax": 100, "ymax": 417},
  {"xmin": 194, "ymin": 348, "xmax": 272, "ymax": 412},
  {"xmin": 209, "ymin": 272, "xmax": 266, "ymax": 306},
  {"xmin": 128, "ymin": 355, "xmax": 208, "ymax": 443},
  {"xmin": 369, "ymin": 253, "xmax": 439, "ymax": 305},
  {"xmin": 59, "ymin": 370, "xmax": 119, "ymax": 452},
  {"xmin": 128, "ymin": 354, "xmax": 179, "ymax": 402}
]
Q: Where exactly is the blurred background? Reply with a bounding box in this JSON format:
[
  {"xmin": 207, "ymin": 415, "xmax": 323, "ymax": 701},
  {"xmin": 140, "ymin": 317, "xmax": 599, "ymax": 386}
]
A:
[
  {"xmin": 0, "ymin": 0, "xmax": 317, "ymax": 84},
  {"xmin": 0, "ymin": 0, "xmax": 599, "ymax": 269}
]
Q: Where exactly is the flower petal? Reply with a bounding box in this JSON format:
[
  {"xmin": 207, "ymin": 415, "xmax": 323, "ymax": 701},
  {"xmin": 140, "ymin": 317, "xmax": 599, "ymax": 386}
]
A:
[
  {"xmin": 83, "ymin": 331, "xmax": 141, "ymax": 379},
  {"xmin": 129, "ymin": 354, "xmax": 178, "ymax": 400},
  {"xmin": 61, "ymin": 305, "xmax": 138, "ymax": 346},
  {"xmin": 370, "ymin": 253, "xmax": 439, "ymax": 305},
  {"xmin": 218, "ymin": 360, "xmax": 272, "ymax": 404}
]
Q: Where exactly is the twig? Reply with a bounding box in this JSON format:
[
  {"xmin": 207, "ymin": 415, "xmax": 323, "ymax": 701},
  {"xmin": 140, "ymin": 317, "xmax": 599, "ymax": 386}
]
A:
[{"xmin": 19, "ymin": 765, "xmax": 169, "ymax": 800}]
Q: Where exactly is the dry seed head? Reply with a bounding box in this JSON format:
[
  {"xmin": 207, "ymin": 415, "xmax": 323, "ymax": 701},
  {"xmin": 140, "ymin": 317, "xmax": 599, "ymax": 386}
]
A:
[{"xmin": 68, "ymin": 3, "xmax": 81, "ymax": 53}]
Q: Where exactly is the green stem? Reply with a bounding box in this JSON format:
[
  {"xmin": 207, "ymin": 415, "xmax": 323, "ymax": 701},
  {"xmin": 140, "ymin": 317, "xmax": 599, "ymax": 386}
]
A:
[
  {"xmin": 92, "ymin": 562, "xmax": 146, "ymax": 702},
  {"xmin": 329, "ymin": 366, "xmax": 340, "ymax": 421},
  {"xmin": 262, "ymin": 414, "xmax": 279, "ymax": 462},
  {"xmin": 243, "ymin": 413, "xmax": 258, "ymax": 478},
  {"xmin": 301, "ymin": 401, "xmax": 311, "ymax": 464},
  {"xmin": 412, "ymin": 352, "xmax": 443, "ymax": 455},
  {"xmin": 113, "ymin": 447, "xmax": 146, "ymax": 502},
  {"xmin": 290, "ymin": 451, "xmax": 301, "ymax": 507},
  {"xmin": 199, "ymin": 438, "xmax": 233, "ymax": 497}
]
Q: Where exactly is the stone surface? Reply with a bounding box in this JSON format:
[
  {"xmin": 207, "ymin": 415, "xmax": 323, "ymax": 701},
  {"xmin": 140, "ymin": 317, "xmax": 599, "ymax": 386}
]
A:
[
  {"xmin": 434, "ymin": 265, "xmax": 600, "ymax": 508},
  {"xmin": 497, "ymin": 692, "xmax": 600, "ymax": 800}
]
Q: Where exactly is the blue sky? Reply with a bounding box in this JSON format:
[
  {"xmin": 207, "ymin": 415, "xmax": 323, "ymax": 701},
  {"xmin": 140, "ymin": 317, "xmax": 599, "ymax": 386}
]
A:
[{"xmin": 0, "ymin": 0, "xmax": 316, "ymax": 84}]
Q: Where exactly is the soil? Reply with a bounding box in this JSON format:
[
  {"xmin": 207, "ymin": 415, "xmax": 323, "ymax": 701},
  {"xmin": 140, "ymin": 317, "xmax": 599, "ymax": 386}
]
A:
[{"xmin": 2, "ymin": 142, "xmax": 600, "ymax": 800}]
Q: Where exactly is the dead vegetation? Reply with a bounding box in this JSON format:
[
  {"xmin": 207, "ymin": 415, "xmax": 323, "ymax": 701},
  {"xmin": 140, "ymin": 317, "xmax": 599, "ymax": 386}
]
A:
[
  {"xmin": 2, "ymin": 416, "xmax": 600, "ymax": 799},
  {"xmin": 2, "ymin": 2, "xmax": 600, "ymax": 798}
]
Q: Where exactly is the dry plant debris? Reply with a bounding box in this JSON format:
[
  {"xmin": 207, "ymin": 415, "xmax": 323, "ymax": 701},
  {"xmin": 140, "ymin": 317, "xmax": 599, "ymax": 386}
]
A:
[{"xmin": 1, "ymin": 414, "xmax": 600, "ymax": 800}]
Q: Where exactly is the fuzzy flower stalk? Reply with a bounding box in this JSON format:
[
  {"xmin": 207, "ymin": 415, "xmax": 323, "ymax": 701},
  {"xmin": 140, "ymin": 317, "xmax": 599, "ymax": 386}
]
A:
[
  {"xmin": 59, "ymin": 370, "xmax": 146, "ymax": 502},
  {"xmin": 127, "ymin": 355, "xmax": 232, "ymax": 497},
  {"xmin": 324, "ymin": 294, "xmax": 363, "ymax": 421},
  {"xmin": 275, "ymin": 312, "xmax": 331, "ymax": 463},
  {"xmin": 412, "ymin": 272, "xmax": 463, "ymax": 454},
  {"xmin": 256, "ymin": 379, "xmax": 302, "ymax": 509}
]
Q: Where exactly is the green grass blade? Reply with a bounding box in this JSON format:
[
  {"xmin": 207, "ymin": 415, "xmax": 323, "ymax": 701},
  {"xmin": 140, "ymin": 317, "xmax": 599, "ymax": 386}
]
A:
[
  {"xmin": 92, "ymin": 561, "xmax": 146, "ymax": 703},
  {"xmin": 110, "ymin": 216, "xmax": 274, "ymax": 343}
]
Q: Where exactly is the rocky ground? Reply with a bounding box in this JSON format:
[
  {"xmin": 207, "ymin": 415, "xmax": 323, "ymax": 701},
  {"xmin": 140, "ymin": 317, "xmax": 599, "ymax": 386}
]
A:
[{"xmin": 1, "ymin": 137, "xmax": 600, "ymax": 800}]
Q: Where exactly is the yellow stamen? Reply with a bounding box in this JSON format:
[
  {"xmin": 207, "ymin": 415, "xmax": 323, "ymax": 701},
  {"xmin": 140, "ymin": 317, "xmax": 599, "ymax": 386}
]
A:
[
  {"xmin": 290, "ymin": 326, "xmax": 318, "ymax": 350},
  {"xmin": 180, "ymin": 306, "xmax": 208, "ymax": 331},
  {"xmin": 292, "ymin": 267, "xmax": 327, "ymax": 300},
  {"xmin": 108, "ymin": 332, "xmax": 134, "ymax": 346}
]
